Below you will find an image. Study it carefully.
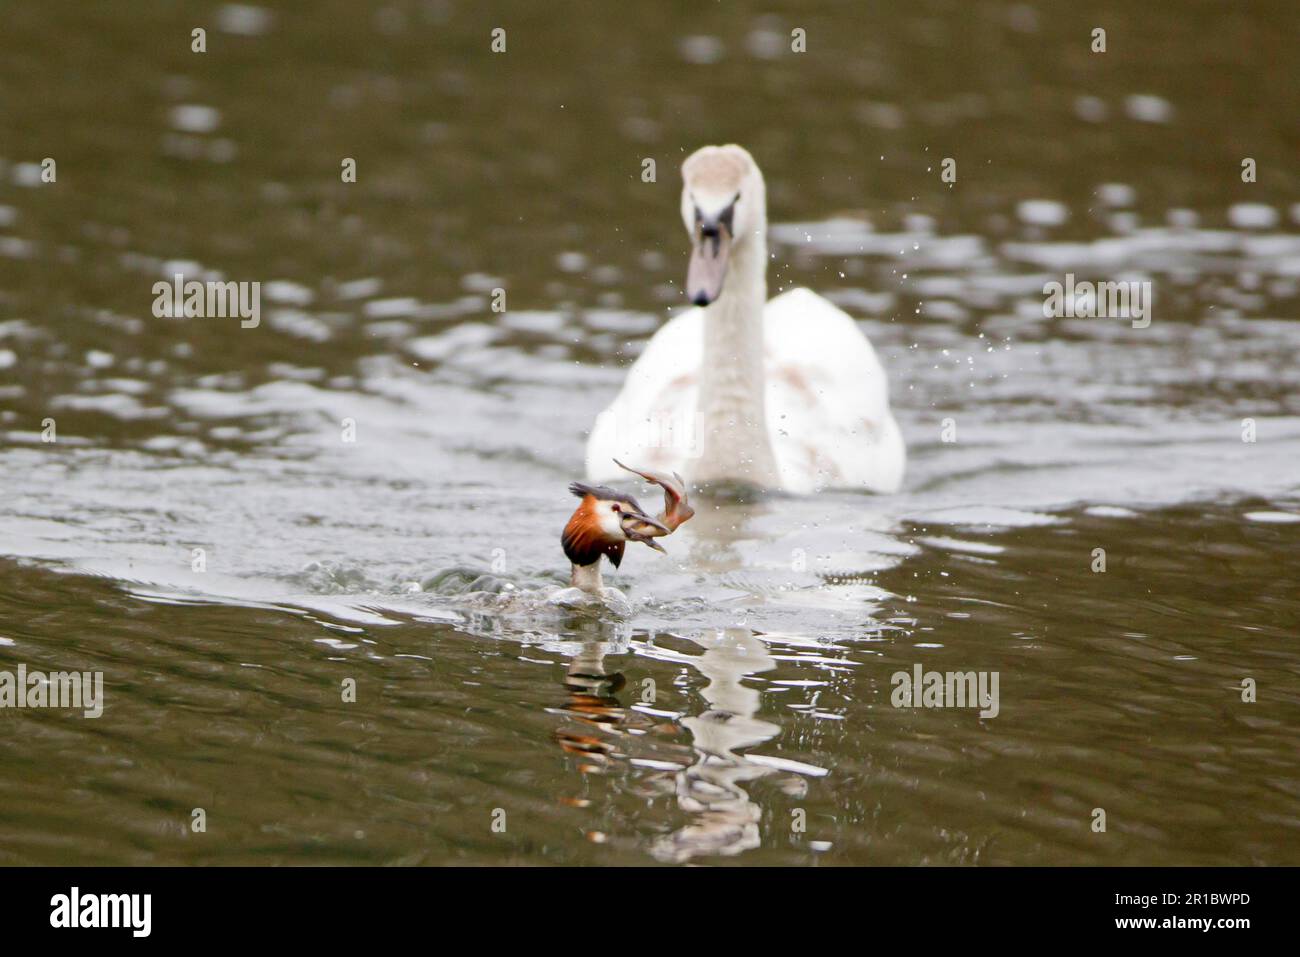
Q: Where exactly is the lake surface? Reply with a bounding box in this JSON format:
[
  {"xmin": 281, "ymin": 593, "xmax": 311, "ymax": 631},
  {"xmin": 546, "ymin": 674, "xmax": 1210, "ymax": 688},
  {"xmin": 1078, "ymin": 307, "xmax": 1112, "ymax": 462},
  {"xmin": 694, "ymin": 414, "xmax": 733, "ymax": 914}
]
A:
[{"xmin": 0, "ymin": 1, "xmax": 1297, "ymax": 865}]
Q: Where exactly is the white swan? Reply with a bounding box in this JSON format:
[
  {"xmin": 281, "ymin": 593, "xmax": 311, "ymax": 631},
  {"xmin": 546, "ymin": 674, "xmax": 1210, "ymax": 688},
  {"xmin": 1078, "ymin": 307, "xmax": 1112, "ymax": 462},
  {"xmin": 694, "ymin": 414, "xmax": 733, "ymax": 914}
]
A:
[{"xmin": 585, "ymin": 144, "xmax": 904, "ymax": 494}]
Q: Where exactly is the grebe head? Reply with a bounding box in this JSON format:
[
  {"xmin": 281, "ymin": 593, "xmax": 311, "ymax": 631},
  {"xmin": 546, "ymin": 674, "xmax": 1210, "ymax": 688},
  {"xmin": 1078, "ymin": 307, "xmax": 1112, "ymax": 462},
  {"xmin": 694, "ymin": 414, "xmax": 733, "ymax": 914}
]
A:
[
  {"xmin": 680, "ymin": 144, "xmax": 766, "ymax": 306},
  {"xmin": 562, "ymin": 483, "xmax": 669, "ymax": 568}
]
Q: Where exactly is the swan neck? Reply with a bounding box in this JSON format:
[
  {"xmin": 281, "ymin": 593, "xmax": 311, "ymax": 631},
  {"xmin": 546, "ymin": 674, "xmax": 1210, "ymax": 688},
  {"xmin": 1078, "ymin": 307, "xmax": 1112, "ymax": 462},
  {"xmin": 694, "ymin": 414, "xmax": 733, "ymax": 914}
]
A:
[{"xmin": 694, "ymin": 235, "xmax": 778, "ymax": 486}]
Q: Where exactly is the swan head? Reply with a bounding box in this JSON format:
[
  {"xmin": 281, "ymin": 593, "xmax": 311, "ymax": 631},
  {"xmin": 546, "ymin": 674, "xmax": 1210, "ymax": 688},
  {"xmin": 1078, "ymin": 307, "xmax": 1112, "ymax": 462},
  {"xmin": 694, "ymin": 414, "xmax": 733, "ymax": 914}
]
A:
[
  {"xmin": 562, "ymin": 483, "xmax": 669, "ymax": 568},
  {"xmin": 681, "ymin": 145, "xmax": 766, "ymax": 306}
]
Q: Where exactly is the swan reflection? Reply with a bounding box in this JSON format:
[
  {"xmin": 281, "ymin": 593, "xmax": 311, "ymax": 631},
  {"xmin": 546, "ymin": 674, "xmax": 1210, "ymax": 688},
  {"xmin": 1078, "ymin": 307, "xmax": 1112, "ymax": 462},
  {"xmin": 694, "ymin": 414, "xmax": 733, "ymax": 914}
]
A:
[
  {"xmin": 554, "ymin": 624, "xmax": 824, "ymax": 862},
  {"xmin": 649, "ymin": 627, "xmax": 779, "ymax": 863}
]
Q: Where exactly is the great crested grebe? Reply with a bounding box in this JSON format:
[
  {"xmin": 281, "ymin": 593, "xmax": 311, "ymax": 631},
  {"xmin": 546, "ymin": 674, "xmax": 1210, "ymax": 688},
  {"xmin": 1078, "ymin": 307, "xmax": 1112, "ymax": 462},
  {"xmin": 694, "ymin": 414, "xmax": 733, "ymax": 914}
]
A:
[
  {"xmin": 586, "ymin": 144, "xmax": 905, "ymax": 494},
  {"xmin": 558, "ymin": 460, "xmax": 694, "ymax": 603}
]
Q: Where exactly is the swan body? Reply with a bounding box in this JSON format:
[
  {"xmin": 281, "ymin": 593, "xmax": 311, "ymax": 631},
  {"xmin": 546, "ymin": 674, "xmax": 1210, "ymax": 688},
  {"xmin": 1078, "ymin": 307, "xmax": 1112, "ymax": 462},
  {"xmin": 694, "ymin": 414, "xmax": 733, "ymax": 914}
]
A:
[
  {"xmin": 586, "ymin": 287, "xmax": 904, "ymax": 494},
  {"xmin": 585, "ymin": 145, "xmax": 904, "ymax": 494}
]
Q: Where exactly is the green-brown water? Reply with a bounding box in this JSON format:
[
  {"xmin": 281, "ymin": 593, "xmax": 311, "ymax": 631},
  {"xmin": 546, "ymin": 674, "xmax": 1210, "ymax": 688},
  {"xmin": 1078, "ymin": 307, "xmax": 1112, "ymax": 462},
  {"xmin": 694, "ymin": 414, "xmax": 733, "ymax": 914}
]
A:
[{"xmin": 0, "ymin": 1, "xmax": 1297, "ymax": 865}]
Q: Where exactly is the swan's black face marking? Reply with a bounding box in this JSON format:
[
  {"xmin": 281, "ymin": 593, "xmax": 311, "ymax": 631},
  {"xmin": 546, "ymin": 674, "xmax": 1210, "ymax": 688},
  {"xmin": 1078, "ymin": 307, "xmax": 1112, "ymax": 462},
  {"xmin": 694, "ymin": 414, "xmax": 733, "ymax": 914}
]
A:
[
  {"xmin": 721, "ymin": 191, "xmax": 739, "ymax": 227},
  {"xmin": 692, "ymin": 191, "xmax": 740, "ymax": 253}
]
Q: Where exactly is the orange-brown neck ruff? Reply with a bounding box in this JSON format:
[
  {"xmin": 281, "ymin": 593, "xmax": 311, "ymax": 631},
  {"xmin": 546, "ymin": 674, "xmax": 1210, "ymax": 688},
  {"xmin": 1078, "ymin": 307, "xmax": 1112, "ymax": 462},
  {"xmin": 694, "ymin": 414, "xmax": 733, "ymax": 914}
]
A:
[{"xmin": 562, "ymin": 496, "xmax": 625, "ymax": 568}]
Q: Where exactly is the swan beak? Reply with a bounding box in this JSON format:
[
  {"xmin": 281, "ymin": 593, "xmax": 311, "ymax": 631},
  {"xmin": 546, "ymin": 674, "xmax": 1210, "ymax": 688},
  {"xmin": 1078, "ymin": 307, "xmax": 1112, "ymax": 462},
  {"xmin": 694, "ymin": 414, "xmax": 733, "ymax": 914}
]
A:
[{"xmin": 688, "ymin": 222, "xmax": 731, "ymax": 306}]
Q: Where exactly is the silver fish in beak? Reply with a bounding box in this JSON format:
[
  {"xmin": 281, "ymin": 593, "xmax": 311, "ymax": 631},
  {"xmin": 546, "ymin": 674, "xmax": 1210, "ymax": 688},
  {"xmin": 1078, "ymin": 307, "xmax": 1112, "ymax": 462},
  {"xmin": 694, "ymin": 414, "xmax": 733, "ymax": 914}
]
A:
[
  {"xmin": 613, "ymin": 459, "xmax": 695, "ymax": 532},
  {"xmin": 620, "ymin": 508, "xmax": 669, "ymax": 553}
]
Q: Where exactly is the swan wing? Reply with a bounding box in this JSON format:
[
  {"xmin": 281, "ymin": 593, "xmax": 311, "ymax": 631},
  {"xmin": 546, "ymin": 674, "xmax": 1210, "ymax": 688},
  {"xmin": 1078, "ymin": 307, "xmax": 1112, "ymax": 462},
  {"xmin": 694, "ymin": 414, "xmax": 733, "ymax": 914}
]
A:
[
  {"xmin": 585, "ymin": 308, "xmax": 703, "ymax": 481},
  {"xmin": 763, "ymin": 288, "xmax": 905, "ymax": 493}
]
